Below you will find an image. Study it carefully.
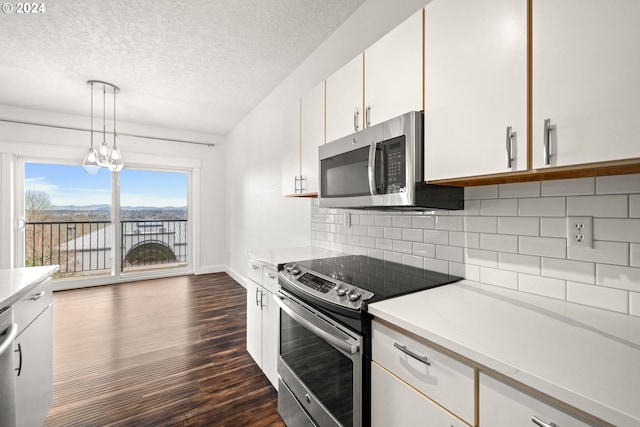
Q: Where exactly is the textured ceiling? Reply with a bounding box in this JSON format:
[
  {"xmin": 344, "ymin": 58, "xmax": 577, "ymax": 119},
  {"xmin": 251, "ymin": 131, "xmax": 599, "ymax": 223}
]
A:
[{"xmin": 0, "ymin": 0, "xmax": 364, "ymax": 135}]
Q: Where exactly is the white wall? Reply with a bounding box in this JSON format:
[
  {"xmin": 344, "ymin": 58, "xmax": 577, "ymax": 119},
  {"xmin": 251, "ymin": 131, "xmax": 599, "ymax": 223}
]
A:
[
  {"xmin": 0, "ymin": 104, "xmax": 227, "ymax": 276},
  {"xmin": 224, "ymin": 0, "xmax": 429, "ymax": 283}
]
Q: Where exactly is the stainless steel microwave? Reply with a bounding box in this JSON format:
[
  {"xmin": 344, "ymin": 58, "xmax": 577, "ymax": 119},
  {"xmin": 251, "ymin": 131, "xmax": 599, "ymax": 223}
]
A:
[{"xmin": 318, "ymin": 111, "xmax": 464, "ymax": 210}]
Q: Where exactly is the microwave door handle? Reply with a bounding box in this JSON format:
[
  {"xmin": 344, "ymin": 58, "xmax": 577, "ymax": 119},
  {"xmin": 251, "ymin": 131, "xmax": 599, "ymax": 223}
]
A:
[{"xmin": 368, "ymin": 142, "xmax": 377, "ymax": 195}]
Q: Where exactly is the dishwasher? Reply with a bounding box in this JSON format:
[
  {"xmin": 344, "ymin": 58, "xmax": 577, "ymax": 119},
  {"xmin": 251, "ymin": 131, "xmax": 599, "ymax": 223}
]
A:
[{"xmin": 0, "ymin": 306, "xmax": 17, "ymax": 427}]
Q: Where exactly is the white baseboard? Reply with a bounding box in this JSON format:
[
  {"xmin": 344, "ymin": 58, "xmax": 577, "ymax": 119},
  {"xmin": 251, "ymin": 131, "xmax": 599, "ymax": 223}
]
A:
[
  {"xmin": 197, "ymin": 264, "xmax": 226, "ymax": 275},
  {"xmin": 225, "ymin": 266, "xmax": 247, "ymax": 289}
]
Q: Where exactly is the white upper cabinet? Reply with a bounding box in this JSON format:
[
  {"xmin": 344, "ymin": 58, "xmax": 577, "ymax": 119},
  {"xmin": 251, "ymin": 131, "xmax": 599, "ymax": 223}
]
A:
[
  {"xmin": 282, "ymin": 99, "xmax": 301, "ymax": 195},
  {"xmin": 424, "ymin": 0, "xmax": 527, "ymax": 181},
  {"xmin": 300, "ymin": 81, "xmax": 325, "ymax": 194},
  {"xmin": 326, "ymin": 54, "xmax": 364, "ymax": 144},
  {"xmin": 364, "ymin": 9, "xmax": 423, "ymax": 127},
  {"xmin": 532, "ymin": 0, "xmax": 640, "ymax": 168}
]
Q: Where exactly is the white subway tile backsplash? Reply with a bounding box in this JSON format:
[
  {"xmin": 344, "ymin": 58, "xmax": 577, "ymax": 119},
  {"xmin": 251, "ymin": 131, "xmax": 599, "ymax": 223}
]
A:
[
  {"xmin": 630, "ymin": 195, "xmax": 640, "ymax": 218},
  {"xmin": 480, "ymin": 267, "xmax": 518, "ymax": 289},
  {"xmin": 499, "ymin": 253, "xmax": 541, "ymax": 275},
  {"xmin": 392, "ymin": 216, "xmax": 412, "ymax": 228},
  {"xmin": 631, "ymin": 292, "xmax": 640, "ymax": 316},
  {"xmin": 311, "ymin": 175, "xmax": 640, "ymax": 317},
  {"xmin": 632, "ymin": 244, "xmax": 640, "ymax": 267},
  {"xmin": 436, "ymin": 245, "xmax": 464, "ymax": 263},
  {"xmin": 413, "ymin": 242, "xmax": 436, "ymax": 258},
  {"xmin": 567, "ymin": 195, "xmax": 628, "ymax": 218},
  {"xmin": 518, "ymin": 274, "xmax": 566, "ymax": 300},
  {"xmin": 567, "ymin": 241, "xmax": 629, "ymax": 266},
  {"xmin": 435, "ymin": 216, "xmax": 463, "ymax": 231},
  {"xmin": 540, "ymin": 217, "xmax": 567, "ymax": 238},
  {"xmin": 450, "ymin": 231, "xmax": 480, "ymax": 249},
  {"xmin": 465, "ymin": 185, "xmax": 498, "ymax": 200},
  {"xmin": 465, "ymin": 248, "xmax": 498, "ymax": 268},
  {"xmin": 402, "ymin": 254, "xmax": 424, "ymax": 269},
  {"xmin": 392, "ymin": 240, "xmax": 413, "ymax": 254},
  {"xmin": 541, "ymin": 177, "xmax": 595, "ymax": 196},
  {"xmin": 499, "ymin": 182, "xmax": 540, "ymax": 198},
  {"xmin": 596, "ymin": 174, "xmax": 640, "ymax": 194},
  {"xmin": 519, "ymin": 236, "xmax": 566, "ymax": 258},
  {"xmin": 518, "ymin": 197, "xmax": 566, "ymax": 217},
  {"xmin": 480, "ymin": 233, "xmax": 518, "ymax": 253},
  {"xmin": 412, "ymin": 216, "xmax": 435, "ymax": 229},
  {"xmin": 375, "ymin": 238, "xmax": 393, "ymax": 251},
  {"xmin": 402, "ymin": 228, "xmax": 424, "ymax": 242},
  {"xmin": 567, "ymin": 281, "xmax": 629, "ymax": 314},
  {"xmin": 464, "ymin": 216, "xmax": 498, "ymax": 233},
  {"xmin": 375, "ymin": 215, "xmax": 393, "ymax": 227},
  {"xmin": 542, "ymin": 258, "xmax": 596, "ymax": 284},
  {"xmin": 498, "ymin": 217, "xmax": 539, "ymax": 236},
  {"xmin": 384, "ymin": 227, "xmax": 402, "ymax": 240},
  {"xmin": 481, "ymin": 199, "xmax": 518, "ymax": 216},
  {"xmin": 424, "ymin": 230, "xmax": 449, "ymax": 245},
  {"xmin": 594, "ymin": 218, "xmax": 640, "ymax": 242},
  {"xmin": 597, "ymin": 264, "xmax": 640, "ymax": 292},
  {"xmin": 424, "ymin": 258, "xmax": 449, "ymax": 274},
  {"xmin": 384, "ymin": 251, "xmax": 402, "ymax": 263}
]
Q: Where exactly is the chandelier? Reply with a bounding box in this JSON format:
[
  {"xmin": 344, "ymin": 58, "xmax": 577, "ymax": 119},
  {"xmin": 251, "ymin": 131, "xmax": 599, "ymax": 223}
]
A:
[{"xmin": 82, "ymin": 80, "xmax": 124, "ymax": 174}]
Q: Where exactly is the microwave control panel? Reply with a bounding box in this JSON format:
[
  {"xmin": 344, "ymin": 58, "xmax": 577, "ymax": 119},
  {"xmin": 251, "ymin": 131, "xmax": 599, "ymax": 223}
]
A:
[{"xmin": 383, "ymin": 137, "xmax": 406, "ymax": 193}]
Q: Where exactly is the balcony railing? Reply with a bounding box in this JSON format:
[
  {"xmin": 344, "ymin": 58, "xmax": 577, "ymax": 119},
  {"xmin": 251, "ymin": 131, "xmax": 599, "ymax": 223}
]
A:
[{"xmin": 25, "ymin": 219, "xmax": 188, "ymax": 279}]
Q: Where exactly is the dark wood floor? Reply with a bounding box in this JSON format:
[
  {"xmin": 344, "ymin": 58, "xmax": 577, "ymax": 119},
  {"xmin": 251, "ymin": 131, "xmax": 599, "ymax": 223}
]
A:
[{"xmin": 44, "ymin": 273, "xmax": 285, "ymax": 427}]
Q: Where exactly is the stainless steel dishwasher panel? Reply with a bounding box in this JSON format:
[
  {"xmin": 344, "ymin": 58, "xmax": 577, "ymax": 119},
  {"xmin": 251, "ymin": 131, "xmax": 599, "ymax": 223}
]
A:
[{"xmin": 0, "ymin": 306, "xmax": 17, "ymax": 427}]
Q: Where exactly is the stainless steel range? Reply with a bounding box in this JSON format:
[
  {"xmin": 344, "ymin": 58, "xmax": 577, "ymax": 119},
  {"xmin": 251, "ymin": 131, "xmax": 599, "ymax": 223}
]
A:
[{"xmin": 274, "ymin": 255, "xmax": 462, "ymax": 427}]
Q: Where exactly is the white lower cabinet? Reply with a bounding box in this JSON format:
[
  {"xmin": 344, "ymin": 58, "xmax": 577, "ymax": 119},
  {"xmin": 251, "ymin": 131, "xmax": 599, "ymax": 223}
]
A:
[
  {"xmin": 479, "ymin": 373, "xmax": 592, "ymax": 427},
  {"xmin": 371, "ymin": 362, "xmax": 469, "ymax": 427},
  {"xmin": 371, "ymin": 320, "xmax": 476, "ymax": 426},
  {"xmin": 246, "ymin": 260, "xmax": 279, "ymax": 389}
]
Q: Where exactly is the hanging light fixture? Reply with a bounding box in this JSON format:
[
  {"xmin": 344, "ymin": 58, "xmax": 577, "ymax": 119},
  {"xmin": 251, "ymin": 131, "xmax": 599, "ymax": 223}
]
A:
[{"xmin": 83, "ymin": 80, "xmax": 123, "ymax": 174}]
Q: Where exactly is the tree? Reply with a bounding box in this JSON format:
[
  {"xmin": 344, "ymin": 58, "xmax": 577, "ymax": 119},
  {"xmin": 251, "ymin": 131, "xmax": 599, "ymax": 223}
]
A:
[{"xmin": 25, "ymin": 189, "xmax": 51, "ymax": 221}]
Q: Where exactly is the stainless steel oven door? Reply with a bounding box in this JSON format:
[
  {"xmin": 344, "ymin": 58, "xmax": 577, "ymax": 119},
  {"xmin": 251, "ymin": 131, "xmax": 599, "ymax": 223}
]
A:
[{"xmin": 274, "ymin": 289, "xmax": 362, "ymax": 427}]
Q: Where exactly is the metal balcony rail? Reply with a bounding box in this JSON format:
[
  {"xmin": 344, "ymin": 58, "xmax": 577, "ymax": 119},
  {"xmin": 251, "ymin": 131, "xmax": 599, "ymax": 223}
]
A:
[{"xmin": 25, "ymin": 219, "xmax": 188, "ymax": 278}]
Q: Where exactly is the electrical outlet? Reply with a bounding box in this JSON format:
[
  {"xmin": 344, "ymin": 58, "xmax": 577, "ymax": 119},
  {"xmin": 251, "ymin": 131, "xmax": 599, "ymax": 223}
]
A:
[
  {"xmin": 344, "ymin": 212, "xmax": 351, "ymax": 228},
  {"xmin": 567, "ymin": 216, "xmax": 593, "ymax": 248}
]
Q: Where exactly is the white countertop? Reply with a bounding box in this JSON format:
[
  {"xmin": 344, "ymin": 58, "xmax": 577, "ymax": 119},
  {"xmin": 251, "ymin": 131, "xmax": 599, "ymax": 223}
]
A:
[
  {"xmin": 0, "ymin": 266, "xmax": 59, "ymax": 308},
  {"xmin": 246, "ymin": 246, "xmax": 344, "ymax": 270},
  {"xmin": 368, "ymin": 280, "xmax": 640, "ymax": 427}
]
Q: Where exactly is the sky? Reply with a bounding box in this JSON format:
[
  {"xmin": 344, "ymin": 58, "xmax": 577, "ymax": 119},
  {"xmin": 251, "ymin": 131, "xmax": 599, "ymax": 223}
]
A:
[{"xmin": 25, "ymin": 163, "xmax": 188, "ymax": 207}]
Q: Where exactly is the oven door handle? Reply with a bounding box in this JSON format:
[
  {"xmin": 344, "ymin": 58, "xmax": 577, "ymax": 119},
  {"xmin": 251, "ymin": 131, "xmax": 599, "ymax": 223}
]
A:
[{"xmin": 273, "ymin": 294, "xmax": 360, "ymax": 355}]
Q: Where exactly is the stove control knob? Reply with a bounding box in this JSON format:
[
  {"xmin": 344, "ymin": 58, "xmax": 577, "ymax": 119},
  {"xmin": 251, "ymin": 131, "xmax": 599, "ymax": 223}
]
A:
[
  {"xmin": 348, "ymin": 289, "xmax": 362, "ymax": 301},
  {"xmin": 291, "ymin": 266, "xmax": 301, "ymax": 275},
  {"xmin": 284, "ymin": 263, "xmax": 298, "ymax": 273},
  {"xmin": 335, "ymin": 284, "xmax": 348, "ymax": 296}
]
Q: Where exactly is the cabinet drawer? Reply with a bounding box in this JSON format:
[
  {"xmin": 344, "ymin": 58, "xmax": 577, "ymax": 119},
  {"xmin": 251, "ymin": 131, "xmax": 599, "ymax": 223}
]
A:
[
  {"xmin": 248, "ymin": 260, "xmax": 263, "ymax": 285},
  {"xmin": 262, "ymin": 267, "xmax": 278, "ymax": 294},
  {"xmin": 14, "ymin": 277, "xmax": 52, "ymax": 335},
  {"xmin": 479, "ymin": 373, "xmax": 592, "ymax": 427},
  {"xmin": 372, "ymin": 320, "xmax": 475, "ymax": 425},
  {"xmin": 372, "ymin": 362, "xmax": 469, "ymax": 427}
]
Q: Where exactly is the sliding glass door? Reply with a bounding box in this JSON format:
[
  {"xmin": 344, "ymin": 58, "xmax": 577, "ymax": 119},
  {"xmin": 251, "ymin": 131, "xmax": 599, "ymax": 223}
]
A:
[{"xmin": 21, "ymin": 160, "xmax": 190, "ymax": 283}]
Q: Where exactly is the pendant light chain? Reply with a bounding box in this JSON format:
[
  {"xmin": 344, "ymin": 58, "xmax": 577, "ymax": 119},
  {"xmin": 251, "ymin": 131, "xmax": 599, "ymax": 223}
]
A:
[{"xmin": 83, "ymin": 80, "xmax": 124, "ymax": 174}]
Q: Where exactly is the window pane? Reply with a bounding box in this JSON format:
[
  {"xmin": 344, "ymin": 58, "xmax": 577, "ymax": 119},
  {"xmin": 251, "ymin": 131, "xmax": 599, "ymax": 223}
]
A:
[
  {"xmin": 119, "ymin": 169, "xmax": 188, "ymax": 274},
  {"xmin": 24, "ymin": 163, "xmax": 112, "ymax": 278}
]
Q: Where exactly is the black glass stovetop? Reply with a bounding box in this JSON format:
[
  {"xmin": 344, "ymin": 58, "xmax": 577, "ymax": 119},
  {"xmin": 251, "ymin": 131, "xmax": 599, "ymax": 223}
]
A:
[{"xmin": 286, "ymin": 255, "xmax": 462, "ymax": 307}]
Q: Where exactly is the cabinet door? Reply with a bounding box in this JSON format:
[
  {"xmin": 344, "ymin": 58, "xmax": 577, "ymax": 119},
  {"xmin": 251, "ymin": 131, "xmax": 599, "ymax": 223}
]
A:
[
  {"xmin": 480, "ymin": 373, "xmax": 591, "ymax": 426},
  {"xmin": 282, "ymin": 99, "xmax": 301, "ymax": 195},
  {"xmin": 246, "ymin": 279, "xmax": 262, "ymax": 368},
  {"xmin": 532, "ymin": 0, "xmax": 640, "ymax": 168},
  {"xmin": 371, "ymin": 362, "xmax": 468, "ymax": 427},
  {"xmin": 364, "ymin": 9, "xmax": 423, "ymax": 127},
  {"xmin": 424, "ymin": 0, "xmax": 527, "ymax": 181},
  {"xmin": 15, "ymin": 305, "xmax": 52, "ymax": 427},
  {"xmin": 326, "ymin": 54, "xmax": 364, "ymax": 144},
  {"xmin": 261, "ymin": 288, "xmax": 279, "ymax": 389},
  {"xmin": 300, "ymin": 81, "xmax": 325, "ymax": 194}
]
